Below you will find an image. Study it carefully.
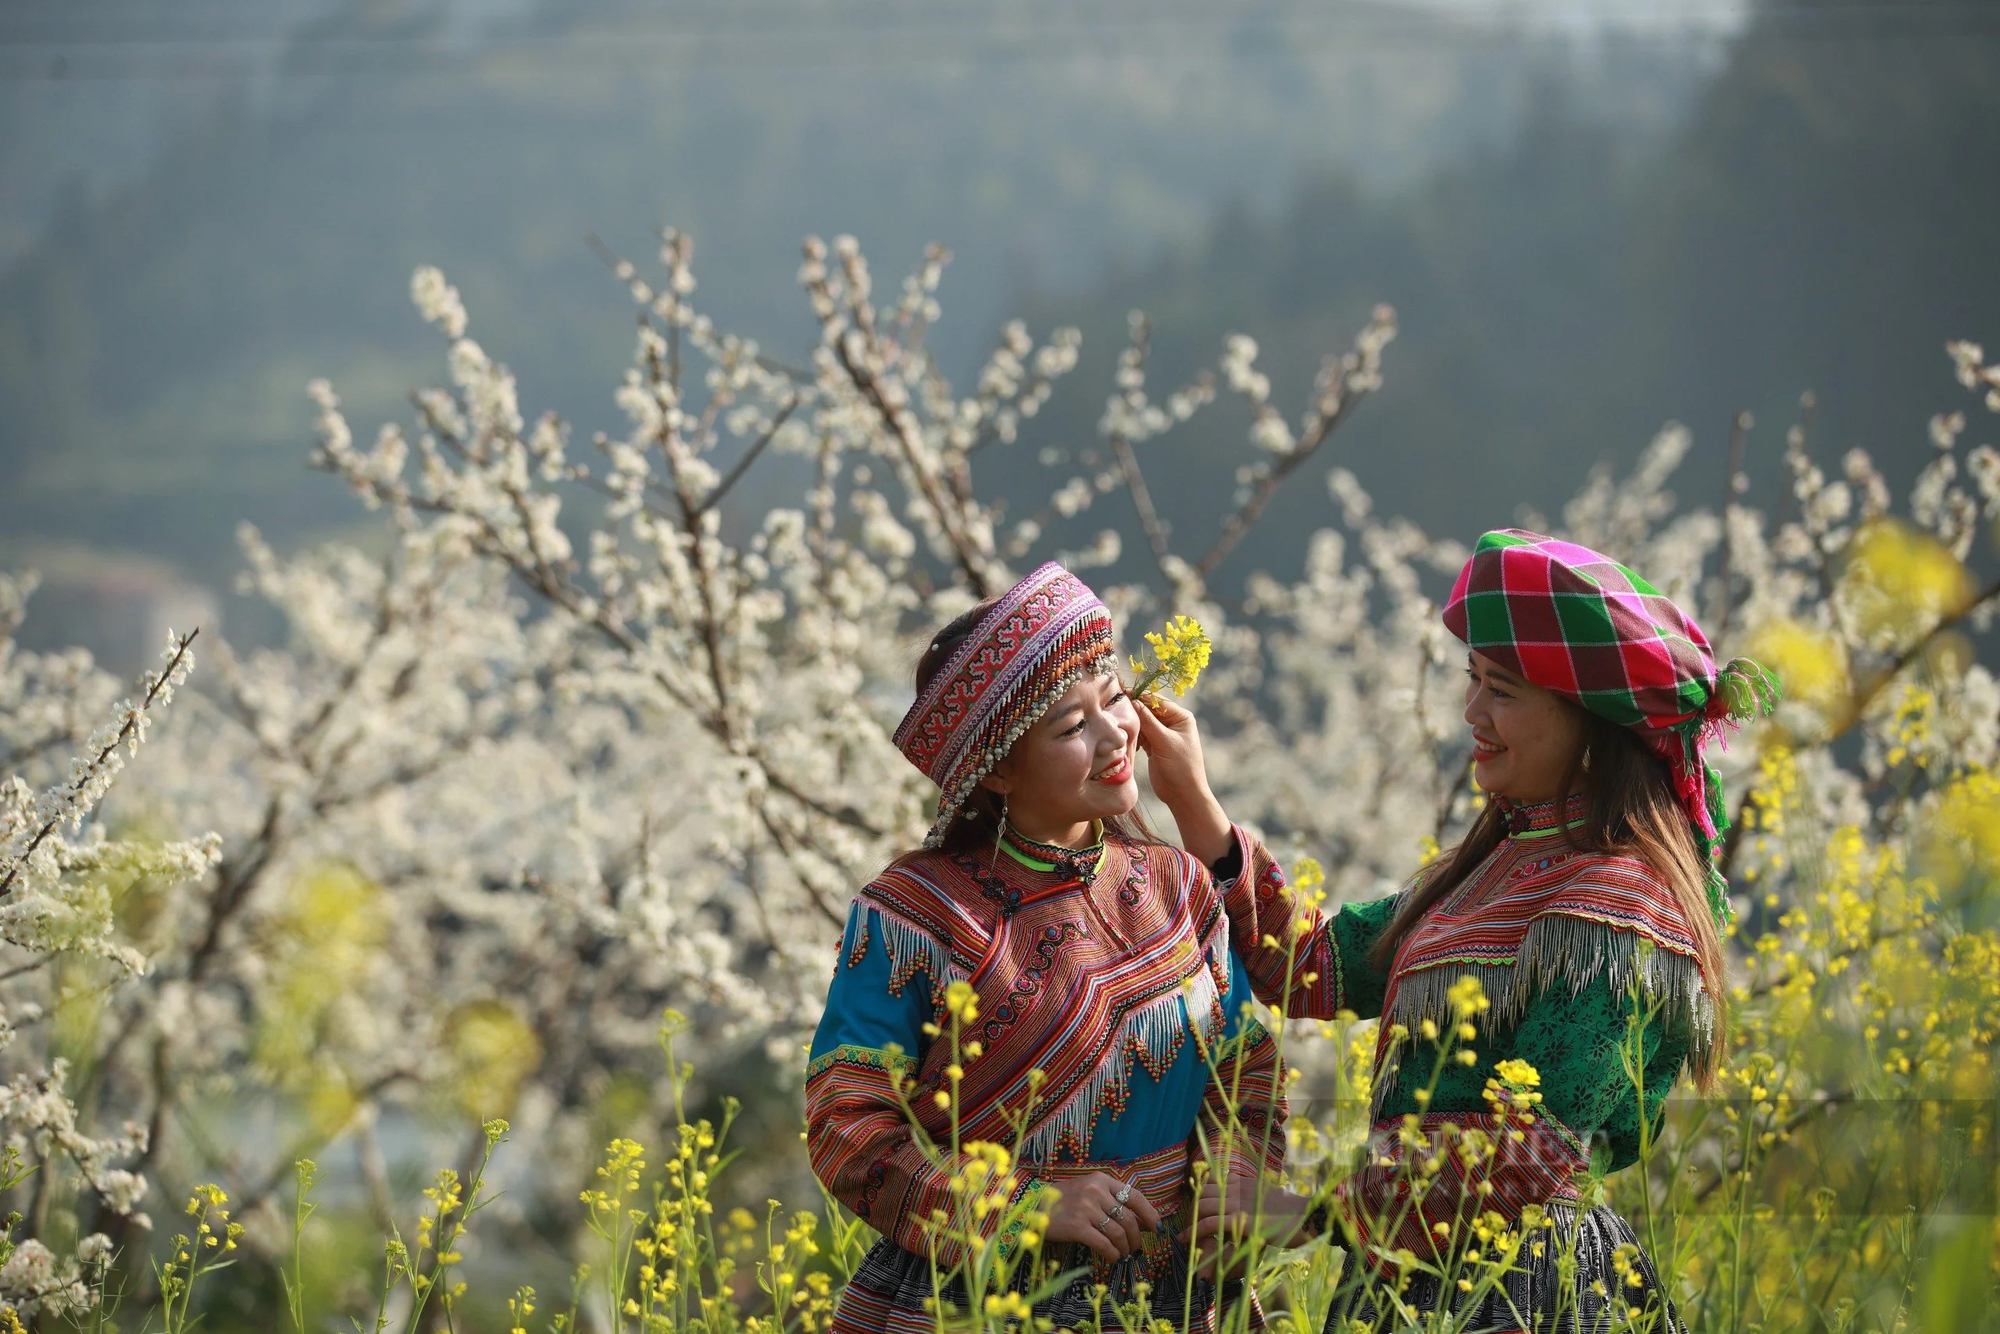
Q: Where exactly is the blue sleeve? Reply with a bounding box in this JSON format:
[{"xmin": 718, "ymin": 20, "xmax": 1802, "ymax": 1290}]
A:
[
  {"xmin": 804, "ymin": 903, "xmax": 960, "ymax": 1257},
  {"xmin": 807, "ymin": 904, "xmax": 935, "ymax": 1074}
]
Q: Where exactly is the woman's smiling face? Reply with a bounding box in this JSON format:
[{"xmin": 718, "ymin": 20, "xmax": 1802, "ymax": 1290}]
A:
[
  {"xmin": 982, "ymin": 672, "xmax": 1142, "ymax": 843},
  {"xmin": 1463, "ymin": 650, "xmax": 1586, "ymax": 804}
]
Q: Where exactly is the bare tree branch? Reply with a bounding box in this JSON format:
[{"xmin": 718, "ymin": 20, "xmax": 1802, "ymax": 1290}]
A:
[
  {"xmin": 1713, "ymin": 407, "xmax": 1754, "ymax": 639},
  {"xmin": 698, "ymin": 395, "xmax": 799, "ymax": 516},
  {"xmin": 1102, "ymin": 316, "xmax": 1177, "ymax": 585},
  {"xmin": 1196, "ymin": 306, "xmax": 1396, "ymax": 582}
]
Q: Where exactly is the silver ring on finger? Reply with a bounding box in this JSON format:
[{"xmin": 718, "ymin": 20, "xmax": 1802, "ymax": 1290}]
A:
[
  {"xmin": 1096, "ymin": 1214, "xmax": 1114, "ymax": 1231},
  {"xmin": 1108, "ymin": 1202, "xmax": 1126, "ymax": 1222},
  {"xmin": 1114, "ymin": 1181, "xmax": 1133, "ymax": 1205}
]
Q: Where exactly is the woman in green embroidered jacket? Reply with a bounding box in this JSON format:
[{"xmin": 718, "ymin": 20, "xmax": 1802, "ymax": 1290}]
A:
[{"xmin": 1185, "ymin": 531, "xmax": 1779, "ymax": 1332}]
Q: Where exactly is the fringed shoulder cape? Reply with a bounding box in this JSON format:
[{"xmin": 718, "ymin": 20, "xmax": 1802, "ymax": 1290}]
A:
[
  {"xmin": 806, "ymin": 824, "xmax": 1294, "ymax": 1334},
  {"xmin": 1219, "ymin": 795, "xmax": 1710, "ymax": 1269}
]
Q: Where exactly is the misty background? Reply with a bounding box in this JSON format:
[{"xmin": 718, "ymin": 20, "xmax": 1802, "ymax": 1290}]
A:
[{"xmin": 3, "ymin": 0, "xmax": 1996, "ymax": 672}]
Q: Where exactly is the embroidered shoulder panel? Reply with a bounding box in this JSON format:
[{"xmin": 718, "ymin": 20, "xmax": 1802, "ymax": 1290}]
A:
[
  {"xmin": 835, "ymin": 835, "xmax": 1238, "ymax": 1164},
  {"xmin": 1381, "ymin": 842, "xmax": 1714, "ymax": 1084},
  {"xmin": 851, "ymin": 851, "xmax": 998, "ymax": 996},
  {"xmin": 1396, "ymin": 846, "xmax": 1699, "ymax": 974}
]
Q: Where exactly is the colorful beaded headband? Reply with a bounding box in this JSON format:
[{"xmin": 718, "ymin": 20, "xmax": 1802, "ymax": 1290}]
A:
[{"xmin": 895, "ymin": 562, "xmax": 1117, "ymax": 848}]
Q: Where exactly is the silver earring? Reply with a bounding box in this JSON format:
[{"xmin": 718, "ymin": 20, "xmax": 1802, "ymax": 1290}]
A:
[
  {"xmin": 990, "ymin": 796, "xmax": 1010, "ymax": 871},
  {"xmin": 1581, "ymin": 748, "xmax": 1593, "ymax": 773}
]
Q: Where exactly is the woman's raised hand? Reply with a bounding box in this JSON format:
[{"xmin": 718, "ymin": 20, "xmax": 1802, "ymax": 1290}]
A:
[
  {"xmin": 1041, "ymin": 1171, "xmax": 1164, "ymax": 1265},
  {"xmin": 1134, "ymin": 695, "xmax": 1233, "ymax": 865}
]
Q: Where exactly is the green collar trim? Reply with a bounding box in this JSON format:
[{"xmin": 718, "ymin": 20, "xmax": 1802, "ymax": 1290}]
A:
[{"xmin": 996, "ymin": 821, "xmax": 1105, "ymax": 875}]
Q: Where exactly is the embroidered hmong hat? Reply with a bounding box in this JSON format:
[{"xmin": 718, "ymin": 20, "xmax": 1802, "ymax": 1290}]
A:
[
  {"xmin": 1442, "ymin": 529, "xmax": 1781, "ymax": 925},
  {"xmin": 895, "ymin": 562, "xmax": 1117, "ymax": 848}
]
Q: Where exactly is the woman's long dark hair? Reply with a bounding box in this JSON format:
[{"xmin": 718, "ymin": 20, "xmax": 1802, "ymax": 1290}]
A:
[
  {"xmin": 1368, "ymin": 707, "xmax": 1729, "ymax": 1088},
  {"xmin": 915, "ymin": 600, "xmax": 1163, "ymax": 854}
]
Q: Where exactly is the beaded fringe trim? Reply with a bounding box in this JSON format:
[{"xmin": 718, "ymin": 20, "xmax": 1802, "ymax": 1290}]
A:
[
  {"xmin": 1016, "ymin": 963, "xmax": 1223, "ymax": 1162},
  {"xmin": 865, "ymin": 909, "xmax": 964, "ymax": 998},
  {"xmin": 1373, "ymin": 914, "xmax": 1714, "ymax": 1120}
]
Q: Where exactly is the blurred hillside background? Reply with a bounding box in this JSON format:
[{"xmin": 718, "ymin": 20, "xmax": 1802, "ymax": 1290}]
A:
[{"xmin": 3, "ymin": 0, "xmax": 1997, "ymax": 671}]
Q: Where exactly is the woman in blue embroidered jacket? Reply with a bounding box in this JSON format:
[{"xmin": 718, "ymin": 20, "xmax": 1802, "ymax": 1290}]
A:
[{"xmin": 805, "ymin": 564, "xmax": 1297, "ymax": 1334}]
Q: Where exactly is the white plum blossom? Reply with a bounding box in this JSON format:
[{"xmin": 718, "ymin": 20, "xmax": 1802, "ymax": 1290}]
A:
[
  {"xmin": 0, "ymin": 1239, "xmax": 54, "ymax": 1294},
  {"xmin": 409, "ymin": 264, "xmax": 468, "ymax": 340}
]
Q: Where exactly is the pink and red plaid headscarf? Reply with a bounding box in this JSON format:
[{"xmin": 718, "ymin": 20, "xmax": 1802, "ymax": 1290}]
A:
[
  {"xmin": 1443, "ymin": 530, "xmax": 1780, "ymax": 924},
  {"xmin": 896, "ymin": 563, "xmax": 1117, "ymax": 848}
]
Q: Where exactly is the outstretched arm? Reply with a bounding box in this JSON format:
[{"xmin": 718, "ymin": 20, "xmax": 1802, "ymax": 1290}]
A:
[
  {"xmin": 1136, "ymin": 694, "xmax": 1401, "ymax": 1020},
  {"xmin": 1217, "ymin": 851, "xmax": 1400, "ymax": 1022}
]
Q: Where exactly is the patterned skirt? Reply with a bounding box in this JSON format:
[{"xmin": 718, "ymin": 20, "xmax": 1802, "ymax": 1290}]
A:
[
  {"xmin": 830, "ymin": 1235, "xmax": 1257, "ymax": 1334},
  {"xmin": 1322, "ymin": 1203, "xmax": 1685, "ymax": 1334}
]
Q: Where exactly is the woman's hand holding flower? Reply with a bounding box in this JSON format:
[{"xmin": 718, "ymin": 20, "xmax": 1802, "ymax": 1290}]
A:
[{"xmin": 1134, "ymin": 694, "xmax": 1234, "ymax": 865}]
